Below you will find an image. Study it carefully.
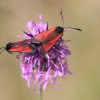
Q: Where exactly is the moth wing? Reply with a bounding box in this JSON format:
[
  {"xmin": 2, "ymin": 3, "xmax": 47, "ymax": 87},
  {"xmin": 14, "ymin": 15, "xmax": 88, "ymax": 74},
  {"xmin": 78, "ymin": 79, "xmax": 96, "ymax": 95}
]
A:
[{"xmin": 43, "ymin": 33, "xmax": 62, "ymax": 52}]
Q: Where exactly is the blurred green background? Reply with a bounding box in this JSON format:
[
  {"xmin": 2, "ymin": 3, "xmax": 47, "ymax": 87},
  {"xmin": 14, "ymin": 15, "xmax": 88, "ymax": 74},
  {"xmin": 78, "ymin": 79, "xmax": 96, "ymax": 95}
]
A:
[{"xmin": 0, "ymin": 0, "xmax": 100, "ymax": 100}]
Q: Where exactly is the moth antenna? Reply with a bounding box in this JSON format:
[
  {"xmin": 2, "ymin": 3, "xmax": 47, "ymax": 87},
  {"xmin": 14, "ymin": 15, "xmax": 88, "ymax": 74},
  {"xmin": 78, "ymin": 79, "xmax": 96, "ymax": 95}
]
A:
[
  {"xmin": 60, "ymin": 11, "xmax": 82, "ymax": 31},
  {"xmin": 64, "ymin": 27, "xmax": 82, "ymax": 31},
  {"xmin": 0, "ymin": 47, "xmax": 5, "ymax": 49},
  {"xmin": 0, "ymin": 47, "xmax": 5, "ymax": 54},
  {"xmin": 60, "ymin": 10, "xmax": 64, "ymax": 27},
  {"xmin": 69, "ymin": 27, "xmax": 82, "ymax": 31}
]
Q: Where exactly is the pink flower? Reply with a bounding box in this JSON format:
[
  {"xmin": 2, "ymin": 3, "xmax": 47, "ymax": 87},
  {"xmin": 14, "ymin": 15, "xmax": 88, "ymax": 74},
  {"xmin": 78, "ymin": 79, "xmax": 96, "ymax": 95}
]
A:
[{"xmin": 18, "ymin": 15, "xmax": 71, "ymax": 93}]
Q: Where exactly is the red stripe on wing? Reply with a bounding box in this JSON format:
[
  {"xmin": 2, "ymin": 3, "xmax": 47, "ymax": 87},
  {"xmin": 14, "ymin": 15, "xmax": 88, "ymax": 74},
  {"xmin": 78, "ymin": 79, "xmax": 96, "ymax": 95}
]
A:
[
  {"xmin": 43, "ymin": 33, "xmax": 62, "ymax": 52},
  {"xmin": 35, "ymin": 27, "xmax": 56, "ymax": 42},
  {"xmin": 9, "ymin": 45, "xmax": 33, "ymax": 53}
]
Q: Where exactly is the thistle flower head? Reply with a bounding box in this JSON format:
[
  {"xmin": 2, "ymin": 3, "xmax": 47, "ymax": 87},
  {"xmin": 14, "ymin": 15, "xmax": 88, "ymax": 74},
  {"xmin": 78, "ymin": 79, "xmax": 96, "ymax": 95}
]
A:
[{"xmin": 18, "ymin": 15, "xmax": 71, "ymax": 93}]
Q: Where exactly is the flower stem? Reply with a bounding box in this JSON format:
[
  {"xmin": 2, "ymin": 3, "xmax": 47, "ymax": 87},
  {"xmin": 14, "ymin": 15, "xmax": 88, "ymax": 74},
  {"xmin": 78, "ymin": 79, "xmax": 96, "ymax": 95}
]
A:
[{"xmin": 38, "ymin": 86, "xmax": 43, "ymax": 100}]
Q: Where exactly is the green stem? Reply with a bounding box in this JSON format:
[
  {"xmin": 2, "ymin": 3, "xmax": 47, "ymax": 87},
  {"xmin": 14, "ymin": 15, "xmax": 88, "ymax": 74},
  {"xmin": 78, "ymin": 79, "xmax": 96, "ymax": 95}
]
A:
[{"xmin": 38, "ymin": 86, "xmax": 43, "ymax": 100}]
